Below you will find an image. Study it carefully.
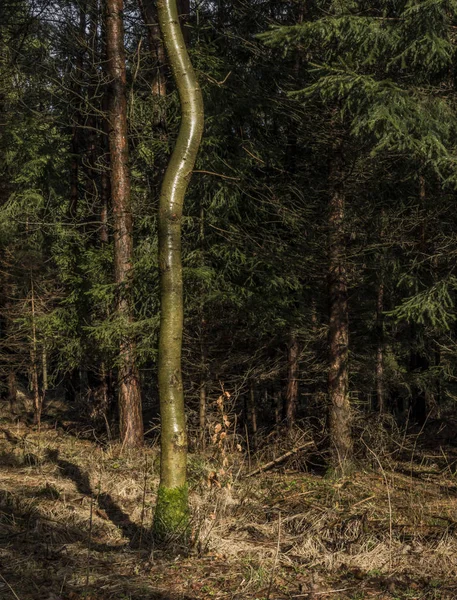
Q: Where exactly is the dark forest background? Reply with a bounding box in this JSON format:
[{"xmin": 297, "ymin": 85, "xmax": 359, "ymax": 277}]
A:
[{"xmin": 2, "ymin": 0, "xmax": 457, "ymax": 460}]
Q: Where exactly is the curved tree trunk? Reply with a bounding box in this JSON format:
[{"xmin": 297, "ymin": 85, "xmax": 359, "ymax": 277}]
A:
[
  {"xmin": 105, "ymin": 0, "xmax": 144, "ymax": 447},
  {"xmin": 153, "ymin": 0, "xmax": 204, "ymax": 539}
]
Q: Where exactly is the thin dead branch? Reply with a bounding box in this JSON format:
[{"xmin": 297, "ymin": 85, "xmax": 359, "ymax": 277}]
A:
[{"xmin": 245, "ymin": 441, "xmax": 314, "ymax": 477}]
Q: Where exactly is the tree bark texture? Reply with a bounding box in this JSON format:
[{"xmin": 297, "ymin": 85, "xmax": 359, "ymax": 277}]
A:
[
  {"xmin": 285, "ymin": 332, "xmax": 299, "ymax": 427},
  {"xmin": 328, "ymin": 182, "xmax": 352, "ymax": 469},
  {"xmin": 153, "ymin": 0, "xmax": 204, "ymax": 538},
  {"xmin": 105, "ymin": 0, "xmax": 144, "ymax": 447},
  {"xmin": 139, "ymin": 0, "xmax": 167, "ymax": 97},
  {"xmin": 376, "ymin": 279, "xmax": 385, "ymax": 413}
]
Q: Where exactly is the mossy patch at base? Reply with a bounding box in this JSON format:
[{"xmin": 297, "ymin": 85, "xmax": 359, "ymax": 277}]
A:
[{"xmin": 153, "ymin": 484, "xmax": 189, "ymax": 541}]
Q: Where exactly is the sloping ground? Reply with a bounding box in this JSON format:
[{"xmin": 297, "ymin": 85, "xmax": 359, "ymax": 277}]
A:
[{"xmin": 1, "ymin": 423, "xmax": 457, "ymax": 599}]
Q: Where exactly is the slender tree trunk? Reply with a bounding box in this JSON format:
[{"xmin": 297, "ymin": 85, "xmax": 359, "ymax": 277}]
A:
[
  {"xmin": 285, "ymin": 332, "xmax": 299, "ymax": 428},
  {"xmin": 8, "ymin": 371, "xmax": 17, "ymax": 413},
  {"xmin": 42, "ymin": 345, "xmax": 48, "ymax": 403},
  {"xmin": 376, "ymin": 279, "xmax": 385, "ymax": 413},
  {"xmin": 409, "ymin": 177, "xmax": 429, "ymax": 425},
  {"xmin": 138, "ymin": 0, "xmax": 167, "ymax": 97},
  {"xmin": 100, "ymin": 167, "xmax": 110, "ymax": 243},
  {"xmin": 376, "ymin": 209, "xmax": 385, "ymax": 413},
  {"xmin": 153, "ymin": 0, "xmax": 204, "ymax": 539},
  {"xmin": 274, "ymin": 390, "xmax": 282, "ymax": 426},
  {"xmin": 247, "ymin": 381, "xmax": 257, "ymax": 448},
  {"xmin": 328, "ymin": 177, "xmax": 352, "ymax": 470},
  {"xmin": 198, "ymin": 204, "xmax": 207, "ymax": 449},
  {"xmin": 30, "ymin": 280, "xmax": 42, "ymax": 426},
  {"xmin": 199, "ymin": 379, "xmax": 207, "ymax": 449},
  {"xmin": 100, "ymin": 75, "xmax": 111, "ymax": 244},
  {"xmin": 105, "ymin": 0, "xmax": 144, "ymax": 447}
]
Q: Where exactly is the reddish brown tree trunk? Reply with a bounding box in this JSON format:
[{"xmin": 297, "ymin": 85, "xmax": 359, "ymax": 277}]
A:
[
  {"xmin": 105, "ymin": 0, "xmax": 144, "ymax": 446},
  {"xmin": 285, "ymin": 332, "xmax": 299, "ymax": 427},
  {"xmin": 328, "ymin": 175, "xmax": 352, "ymax": 469}
]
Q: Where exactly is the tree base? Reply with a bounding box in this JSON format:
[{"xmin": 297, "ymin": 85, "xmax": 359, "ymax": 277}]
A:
[{"xmin": 152, "ymin": 484, "xmax": 189, "ymax": 542}]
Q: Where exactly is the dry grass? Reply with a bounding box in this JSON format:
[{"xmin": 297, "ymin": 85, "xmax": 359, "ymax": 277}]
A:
[{"xmin": 1, "ymin": 419, "xmax": 457, "ymax": 599}]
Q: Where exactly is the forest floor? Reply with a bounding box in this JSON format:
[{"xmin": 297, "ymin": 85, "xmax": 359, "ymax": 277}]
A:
[{"xmin": 1, "ymin": 412, "xmax": 457, "ymax": 600}]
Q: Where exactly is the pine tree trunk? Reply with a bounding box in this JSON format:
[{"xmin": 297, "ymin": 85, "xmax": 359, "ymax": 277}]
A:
[
  {"xmin": 153, "ymin": 0, "xmax": 204, "ymax": 539},
  {"xmin": 105, "ymin": 0, "xmax": 144, "ymax": 447},
  {"xmin": 376, "ymin": 279, "xmax": 385, "ymax": 413},
  {"xmin": 328, "ymin": 182, "xmax": 352, "ymax": 470},
  {"xmin": 7, "ymin": 371, "xmax": 17, "ymax": 413},
  {"xmin": 285, "ymin": 332, "xmax": 299, "ymax": 428},
  {"xmin": 42, "ymin": 346, "xmax": 48, "ymax": 403},
  {"xmin": 198, "ymin": 204, "xmax": 207, "ymax": 449},
  {"xmin": 409, "ymin": 177, "xmax": 429, "ymax": 425},
  {"xmin": 30, "ymin": 280, "xmax": 42, "ymax": 427},
  {"xmin": 138, "ymin": 0, "xmax": 167, "ymax": 97}
]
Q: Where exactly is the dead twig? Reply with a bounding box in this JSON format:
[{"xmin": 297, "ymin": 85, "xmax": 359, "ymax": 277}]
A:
[
  {"xmin": 293, "ymin": 587, "xmax": 355, "ymax": 597},
  {"xmin": 245, "ymin": 442, "xmax": 314, "ymax": 478},
  {"xmin": 0, "ymin": 574, "xmax": 21, "ymax": 600},
  {"xmin": 352, "ymin": 494, "xmax": 376, "ymax": 509}
]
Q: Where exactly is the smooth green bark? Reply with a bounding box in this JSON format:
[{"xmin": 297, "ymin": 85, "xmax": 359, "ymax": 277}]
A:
[{"xmin": 153, "ymin": 0, "xmax": 204, "ymax": 539}]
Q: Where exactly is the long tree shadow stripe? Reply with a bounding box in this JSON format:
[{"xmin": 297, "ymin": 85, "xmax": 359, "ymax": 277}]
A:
[{"xmin": 45, "ymin": 447, "xmax": 143, "ymax": 545}]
